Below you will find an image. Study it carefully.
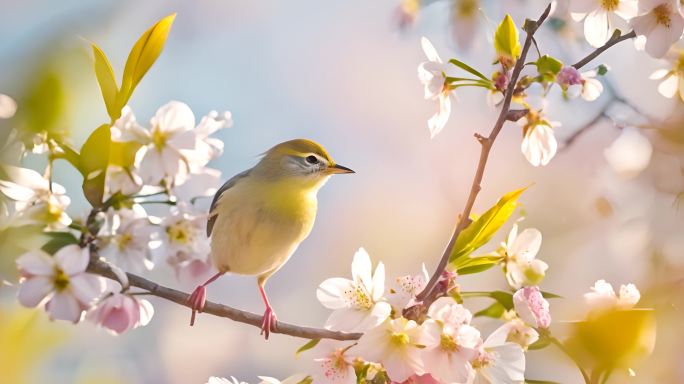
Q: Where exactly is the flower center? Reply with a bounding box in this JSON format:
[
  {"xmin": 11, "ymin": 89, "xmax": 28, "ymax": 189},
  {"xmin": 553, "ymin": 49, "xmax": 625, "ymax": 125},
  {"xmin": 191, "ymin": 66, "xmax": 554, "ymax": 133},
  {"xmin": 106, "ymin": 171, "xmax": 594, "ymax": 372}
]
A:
[
  {"xmin": 166, "ymin": 222, "xmax": 193, "ymax": 245},
  {"xmin": 152, "ymin": 126, "xmax": 168, "ymax": 152},
  {"xmin": 118, "ymin": 233, "xmax": 133, "ymax": 250},
  {"xmin": 390, "ymin": 332, "xmax": 410, "ymax": 346},
  {"xmin": 53, "ymin": 267, "xmax": 69, "ymax": 291},
  {"xmin": 601, "ymin": 0, "xmax": 619, "ymax": 11},
  {"xmin": 456, "ymin": 0, "xmax": 478, "ymax": 17},
  {"xmin": 472, "ymin": 350, "xmax": 495, "ymax": 369},
  {"xmin": 343, "ymin": 283, "xmax": 373, "ymax": 310},
  {"xmin": 653, "ymin": 3, "xmax": 672, "ymax": 26},
  {"xmin": 439, "ymin": 333, "xmax": 460, "ymax": 352}
]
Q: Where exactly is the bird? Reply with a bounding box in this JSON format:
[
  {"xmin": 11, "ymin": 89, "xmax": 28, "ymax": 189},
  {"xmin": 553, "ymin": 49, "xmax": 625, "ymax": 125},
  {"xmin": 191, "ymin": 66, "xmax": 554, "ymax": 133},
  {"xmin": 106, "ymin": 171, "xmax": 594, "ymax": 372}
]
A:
[{"xmin": 187, "ymin": 138, "xmax": 354, "ymax": 338}]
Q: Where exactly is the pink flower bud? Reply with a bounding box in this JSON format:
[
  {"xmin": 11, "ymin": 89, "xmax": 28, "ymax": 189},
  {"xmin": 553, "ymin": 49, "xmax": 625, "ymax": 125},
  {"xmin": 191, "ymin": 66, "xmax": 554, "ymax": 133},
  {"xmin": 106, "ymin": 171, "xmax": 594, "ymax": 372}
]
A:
[
  {"xmin": 493, "ymin": 71, "xmax": 511, "ymax": 91},
  {"xmin": 556, "ymin": 67, "xmax": 582, "ymax": 87},
  {"xmin": 90, "ymin": 293, "xmax": 154, "ymax": 335},
  {"xmin": 513, "ymin": 286, "xmax": 551, "ymax": 328}
]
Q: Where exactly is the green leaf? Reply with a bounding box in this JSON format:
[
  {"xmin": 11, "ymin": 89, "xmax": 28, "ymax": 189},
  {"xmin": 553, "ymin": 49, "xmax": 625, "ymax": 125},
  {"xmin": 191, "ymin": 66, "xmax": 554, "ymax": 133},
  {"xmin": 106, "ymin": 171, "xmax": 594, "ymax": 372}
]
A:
[
  {"xmin": 41, "ymin": 232, "xmax": 79, "ymax": 254},
  {"xmin": 449, "ymin": 187, "xmax": 526, "ymax": 263},
  {"xmin": 494, "ymin": 14, "xmax": 521, "ymax": 59},
  {"xmin": 536, "ymin": 55, "xmax": 563, "ymax": 76},
  {"xmin": 528, "ymin": 336, "xmax": 552, "ymax": 350},
  {"xmin": 448, "ymin": 59, "xmax": 491, "ymax": 82},
  {"xmin": 295, "ymin": 338, "xmax": 320, "ymax": 357},
  {"xmin": 92, "ymin": 44, "xmax": 119, "ymax": 121},
  {"xmin": 474, "ymin": 302, "xmax": 506, "ymax": 318},
  {"xmin": 118, "ymin": 13, "xmax": 176, "ymax": 109},
  {"xmin": 541, "ymin": 291, "xmax": 563, "ymax": 299},
  {"xmin": 454, "ymin": 255, "xmax": 503, "ymax": 275},
  {"xmin": 79, "ymin": 124, "xmax": 111, "ymax": 207},
  {"xmin": 596, "ymin": 64, "xmax": 609, "ymax": 76},
  {"xmin": 17, "ymin": 69, "xmax": 67, "ymax": 143},
  {"xmin": 109, "ymin": 141, "xmax": 142, "ymax": 168}
]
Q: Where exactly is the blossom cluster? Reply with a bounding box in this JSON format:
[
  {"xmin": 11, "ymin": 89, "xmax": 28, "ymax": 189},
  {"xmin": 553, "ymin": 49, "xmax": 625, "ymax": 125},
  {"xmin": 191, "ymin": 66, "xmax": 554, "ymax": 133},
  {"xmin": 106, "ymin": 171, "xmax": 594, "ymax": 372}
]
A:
[
  {"xmin": 416, "ymin": 1, "xmax": 684, "ymax": 168},
  {"xmin": 211, "ymin": 240, "xmax": 644, "ymax": 384},
  {"xmin": 2, "ymin": 93, "xmax": 231, "ymax": 333}
]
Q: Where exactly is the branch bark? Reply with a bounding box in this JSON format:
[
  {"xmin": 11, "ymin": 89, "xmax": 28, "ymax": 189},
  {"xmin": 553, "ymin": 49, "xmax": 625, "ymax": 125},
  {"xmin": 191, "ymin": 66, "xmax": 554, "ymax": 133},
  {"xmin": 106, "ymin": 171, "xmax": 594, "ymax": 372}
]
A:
[
  {"xmin": 87, "ymin": 257, "xmax": 362, "ymax": 341},
  {"xmin": 572, "ymin": 30, "xmax": 637, "ymax": 70},
  {"xmin": 416, "ymin": 3, "xmax": 553, "ymax": 302}
]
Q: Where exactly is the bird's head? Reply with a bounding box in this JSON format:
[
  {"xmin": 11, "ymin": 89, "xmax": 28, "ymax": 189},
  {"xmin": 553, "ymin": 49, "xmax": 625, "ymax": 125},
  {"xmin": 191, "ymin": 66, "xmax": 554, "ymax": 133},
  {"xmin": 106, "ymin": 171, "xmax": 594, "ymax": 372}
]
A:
[{"xmin": 252, "ymin": 139, "xmax": 354, "ymax": 187}]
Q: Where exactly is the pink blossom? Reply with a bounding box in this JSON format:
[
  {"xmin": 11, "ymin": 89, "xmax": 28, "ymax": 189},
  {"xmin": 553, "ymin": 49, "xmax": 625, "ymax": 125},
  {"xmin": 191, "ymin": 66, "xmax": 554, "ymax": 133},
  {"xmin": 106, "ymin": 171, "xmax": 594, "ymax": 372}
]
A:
[
  {"xmin": 513, "ymin": 286, "xmax": 551, "ymax": 328},
  {"xmin": 556, "ymin": 67, "xmax": 582, "ymax": 86},
  {"xmin": 16, "ymin": 245, "xmax": 104, "ymax": 323},
  {"xmin": 89, "ymin": 293, "xmax": 154, "ymax": 334}
]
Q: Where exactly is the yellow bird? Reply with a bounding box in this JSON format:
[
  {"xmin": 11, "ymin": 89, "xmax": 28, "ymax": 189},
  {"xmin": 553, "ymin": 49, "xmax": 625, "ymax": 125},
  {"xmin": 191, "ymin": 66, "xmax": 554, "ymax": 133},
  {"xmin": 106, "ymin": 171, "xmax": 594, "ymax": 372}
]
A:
[{"xmin": 187, "ymin": 139, "xmax": 354, "ymax": 338}]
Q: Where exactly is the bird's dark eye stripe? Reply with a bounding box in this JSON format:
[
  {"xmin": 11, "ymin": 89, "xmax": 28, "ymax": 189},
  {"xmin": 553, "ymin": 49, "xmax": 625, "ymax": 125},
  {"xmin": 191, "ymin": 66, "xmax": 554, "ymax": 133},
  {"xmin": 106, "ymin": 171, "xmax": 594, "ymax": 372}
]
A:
[{"xmin": 305, "ymin": 155, "xmax": 319, "ymax": 164}]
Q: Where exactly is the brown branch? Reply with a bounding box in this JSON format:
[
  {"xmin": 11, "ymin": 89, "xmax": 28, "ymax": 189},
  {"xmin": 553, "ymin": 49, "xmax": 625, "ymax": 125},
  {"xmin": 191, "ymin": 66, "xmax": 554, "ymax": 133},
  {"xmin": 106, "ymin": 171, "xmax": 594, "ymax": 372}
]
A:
[
  {"xmin": 87, "ymin": 257, "xmax": 362, "ymax": 341},
  {"xmin": 415, "ymin": 4, "xmax": 553, "ymax": 302},
  {"xmin": 572, "ymin": 30, "xmax": 637, "ymax": 70}
]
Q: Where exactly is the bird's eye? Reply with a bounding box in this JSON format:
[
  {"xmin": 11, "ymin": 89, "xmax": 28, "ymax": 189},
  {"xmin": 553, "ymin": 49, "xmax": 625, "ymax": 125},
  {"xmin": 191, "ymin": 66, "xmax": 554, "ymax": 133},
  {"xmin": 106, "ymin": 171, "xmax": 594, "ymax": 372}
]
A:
[{"xmin": 305, "ymin": 155, "xmax": 319, "ymax": 164}]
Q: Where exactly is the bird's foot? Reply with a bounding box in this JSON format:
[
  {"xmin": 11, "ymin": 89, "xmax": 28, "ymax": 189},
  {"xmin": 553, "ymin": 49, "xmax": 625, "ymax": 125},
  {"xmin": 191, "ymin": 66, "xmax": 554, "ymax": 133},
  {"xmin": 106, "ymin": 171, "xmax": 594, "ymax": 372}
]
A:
[
  {"xmin": 188, "ymin": 285, "xmax": 207, "ymax": 326},
  {"xmin": 260, "ymin": 306, "xmax": 278, "ymax": 340}
]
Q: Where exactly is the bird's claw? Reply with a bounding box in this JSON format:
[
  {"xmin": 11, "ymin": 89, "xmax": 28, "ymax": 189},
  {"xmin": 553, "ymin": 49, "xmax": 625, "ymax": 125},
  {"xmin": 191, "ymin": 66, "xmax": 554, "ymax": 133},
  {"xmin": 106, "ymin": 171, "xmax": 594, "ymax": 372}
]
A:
[
  {"xmin": 260, "ymin": 307, "xmax": 278, "ymax": 340},
  {"xmin": 188, "ymin": 285, "xmax": 207, "ymax": 326}
]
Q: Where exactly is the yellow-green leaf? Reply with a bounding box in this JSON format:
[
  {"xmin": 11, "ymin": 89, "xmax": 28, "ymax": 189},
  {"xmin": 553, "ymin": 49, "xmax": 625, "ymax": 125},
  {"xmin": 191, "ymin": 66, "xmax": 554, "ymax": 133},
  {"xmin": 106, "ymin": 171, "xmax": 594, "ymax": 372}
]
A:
[
  {"xmin": 454, "ymin": 255, "xmax": 503, "ymax": 275},
  {"xmin": 295, "ymin": 338, "xmax": 320, "ymax": 357},
  {"xmin": 118, "ymin": 13, "xmax": 176, "ymax": 109},
  {"xmin": 449, "ymin": 187, "xmax": 526, "ymax": 263},
  {"xmin": 79, "ymin": 124, "xmax": 111, "ymax": 207},
  {"xmin": 92, "ymin": 44, "xmax": 119, "ymax": 121},
  {"xmin": 109, "ymin": 141, "xmax": 142, "ymax": 168},
  {"xmin": 494, "ymin": 14, "xmax": 521, "ymax": 59}
]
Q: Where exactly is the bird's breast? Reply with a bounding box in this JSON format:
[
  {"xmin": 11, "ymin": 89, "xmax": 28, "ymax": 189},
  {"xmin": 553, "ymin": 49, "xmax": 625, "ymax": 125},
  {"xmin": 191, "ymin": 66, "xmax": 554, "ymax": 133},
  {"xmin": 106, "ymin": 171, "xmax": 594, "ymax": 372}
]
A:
[{"xmin": 209, "ymin": 178, "xmax": 319, "ymax": 276}]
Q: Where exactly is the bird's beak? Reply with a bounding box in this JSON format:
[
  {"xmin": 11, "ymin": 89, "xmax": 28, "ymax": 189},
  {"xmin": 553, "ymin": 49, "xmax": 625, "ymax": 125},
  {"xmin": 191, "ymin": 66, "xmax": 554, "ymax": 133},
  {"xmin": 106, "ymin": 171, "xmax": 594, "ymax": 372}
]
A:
[{"xmin": 327, "ymin": 164, "xmax": 355, "ymax": 174}]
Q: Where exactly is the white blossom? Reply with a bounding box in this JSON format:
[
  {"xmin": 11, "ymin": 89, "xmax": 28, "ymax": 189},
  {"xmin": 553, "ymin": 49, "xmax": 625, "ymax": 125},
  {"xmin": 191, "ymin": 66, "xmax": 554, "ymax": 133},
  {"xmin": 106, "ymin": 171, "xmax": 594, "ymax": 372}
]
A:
[
  {"xmin": 487, "ymin": 318, "xmax": 539, "ymax": 349},
  {"xmin": 418, "ymin": 37, "xmax": 453, "ymax": 138},
  {"xmin": 353, "ymin": 317, "xmax": 426, "ymax": 383},
  {"xmin": 500, "ymin": 224, "xmax": 549, "ymax": 289},
  {"xmin": 513, "ymin": 286, "xmax": 551, "ymax": 329},
  {"xmin": 317, "ymin": 248, "xmax": 391, "ymax": 332},
  {"xmin": 16, "ymin": 245, "xmax": 104, "ymax": 323},
  {"xmin": 649, "ymin": 50, "xmax": 684, "ymax": 100},
  {"xmin": 100, "ymin": 207, "xmax": 155, "ymax": 273},
  {"xmin": 310, "ymin": 341, "xmax": 356, "ymax": 384},
  {"xmin": 584, "ymin": 279, "xmax": 641, "ymax": 311},
  {"xmin": 154, "ymin": 202, "xmax": 210, "ymax": 272},
  {"xmin": 387, "ymin": 263, "xmax": 429, "ymax": 311},
  {"xmin": 519, "ymin": 115, "xmax": 559, "ymax": 167},
  {"xmin": 569, "ymin": 0, "xmax": 638, "ymax": 47},
  {"xmin": 630, "ymin": 0, "xmax": 684, "ymax": 58},
  {"xmin": 471, "ymin": 324, "xmax": 526, "ymax": 384}
]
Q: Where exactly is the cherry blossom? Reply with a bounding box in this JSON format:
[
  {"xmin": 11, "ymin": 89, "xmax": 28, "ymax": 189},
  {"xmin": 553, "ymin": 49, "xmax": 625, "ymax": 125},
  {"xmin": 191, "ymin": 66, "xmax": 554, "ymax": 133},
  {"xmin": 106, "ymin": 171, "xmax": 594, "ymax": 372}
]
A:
[
  {"xmin": 387, "ymin": 263, "xmax": 429, "ymax": 311},
  {"xmin": 499, "ymin": 224, "xmax": 548, "ymax": 289},
  {"xmin": 630, "ymin": 0, "xmax": 684, "ymax": 58},
  {"xmin": 584, "ymin": 279, "xmax": 641, "ymax": 311},
  {"xmin": 353, "ymin": 317, "xmax": 426, "ymax": 382},
  {"xmin": 310, "ymin": 341, "xmax": 356, "ymax": 384},
  {"xmin": 154, "ymin": 202, "xmax": 211, "ymax": 277},
  {"xmin": 16, "ymin": 245, "xmax": 104, "ymax": 323},
  {"xmin": 418, "ymin": 37, "xmax": 453, "ymax": 138},
  {"xmin": 451, "ymin": 0, "xmax": 482, "ymax": 50},
  {"xmin": 650, "ymin": 49, "xmax": 684, "ymax": 100},
  {"xmin": 557, "ymin": 67, "xmax": 604, "ymax": 101},
  {"xmin": 421, "ymin": 298, "xmax": 480, "ymax": 383},
  {"xmin": 99, "ymin": 207, "xmax": 155, "ymax": 273},
  {"xmin": 471, "ymin": 324, "xmax": 526, "ymax": 384},
  {"xmin": 519, "ymin": 112, "xmax": 559, "ymax": 167},
  {"xmin": 105, "ymin": 165, "xmax": 142, "ymax": 198},
  {"xmin": 258, "ymin": 374, "xmax": 308, "ymax": 384},
  {"xmin": 317, "ymin": 248, "xmax": 391, "ymax": 332},
  {"xmin": 89, "ymin": 292, "xmax": 154, "ymax": 335},
  {"xmin": 487, "ymin": 318, "xmax": 540, "ymax": 349},
  {"xmin": 569, "ymin": 0, "xmax": 638, "ymax": 47},
  {"xmin": 207, "ymin": 377, "xmax": 248, "ymax": 384},
  {"xmin": 513, "ymin": 286, "xmax": 551, "ymax": 329}
]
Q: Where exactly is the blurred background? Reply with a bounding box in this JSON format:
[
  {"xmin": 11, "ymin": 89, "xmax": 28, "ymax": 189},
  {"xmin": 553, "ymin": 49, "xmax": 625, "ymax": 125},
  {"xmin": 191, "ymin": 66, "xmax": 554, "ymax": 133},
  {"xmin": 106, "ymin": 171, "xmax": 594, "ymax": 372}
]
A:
[{"xmin": 0, "ymin": 0, "xmax": 683, "ymax": 383}]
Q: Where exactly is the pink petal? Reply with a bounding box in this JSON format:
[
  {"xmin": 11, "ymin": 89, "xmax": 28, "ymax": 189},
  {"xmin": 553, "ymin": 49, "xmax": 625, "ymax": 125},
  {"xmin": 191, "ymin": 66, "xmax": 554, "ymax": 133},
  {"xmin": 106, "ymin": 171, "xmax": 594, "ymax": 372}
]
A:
[
  {"xmin": 54, "ymin": 245, "xmax": 89, "ymax": 276},
  {"xmin": 16, "ymin": 250, "xmax": 54, "ymax": 276}
]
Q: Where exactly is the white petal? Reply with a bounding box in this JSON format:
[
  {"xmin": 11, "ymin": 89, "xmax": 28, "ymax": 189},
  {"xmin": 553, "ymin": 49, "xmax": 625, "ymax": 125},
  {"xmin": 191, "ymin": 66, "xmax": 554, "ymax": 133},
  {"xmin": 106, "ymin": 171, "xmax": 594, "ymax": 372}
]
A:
[
  {"xmin": 138, "ymin": 298, "xmax": 155, "ymax": 326},
  {"xmin": 139, "ymin": 149, "xmax": 166, "ymax": 185},
  {"xmin": 46, "ymin": 292, "xmax": 83, "ymax": 323},
  {"xmin": 509, "ymin": 228, "xmax": 542, "ymax": 262},
  {"xmin": 351, "ymin": 248, "xmax": 373, "ymax": 289},
  {"xmin": 582, "ymin": 78, "xmax": 604, "ymax": 101},
  {"xmin": 428, "ymin": 92, "xmax": 451, "ymax": 138},
  {"xmin": 16, "ymin": 250, "xmax": 55, "ymax": 276},
  {"xmin": 371, "ymin": 261, "xmax": 385, "ymax": 301},
  {"xmin": 69, "ymin": 274, "xmax": 104, "ymax": 305},
  {"xmin": 17, "ymin": 276, "xmax": 54, "ymax": 307},
  {"xmin": 568, "ymin": 0, "xmax": 596, "ymax": 14},
  {"xmin": 54, "ymin": 245, "xmax": 89, "ymax": 276},
  {"xmin": 153, "ymin": 101, "xmax": 196, "ymax": 134},
  {"xmin": 645, "ymin": 25, "xmax": 676, "ymax": 58},
  {"xmin": 421, "ymin": 37, "xmax": 442, "ymax": 63},
  {"xmin": 657, "ymin": 74, "xmax": 679, "ymax": 98},
  {"xmin": 584, "ymin": 9, "xmax": 610, "ymax": 47},
  {"xmin": 317, "ymin": 277, "xmax": 354, "ymax": 309}
]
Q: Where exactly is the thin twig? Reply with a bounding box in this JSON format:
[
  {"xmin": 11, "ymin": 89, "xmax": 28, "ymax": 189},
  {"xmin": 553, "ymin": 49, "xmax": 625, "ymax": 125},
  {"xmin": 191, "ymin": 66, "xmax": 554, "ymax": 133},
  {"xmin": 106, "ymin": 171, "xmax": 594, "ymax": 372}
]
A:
[
  {"xmin": 416, "ymin": 4, "xmax": 553, "ymax": 302},
  {"xmin": 572, "ymin": 30, "xmax": 636, "ymax": 70},
  {"xmin": 86, "ymin": 257, "xmax": 362, "ymax": 341}
]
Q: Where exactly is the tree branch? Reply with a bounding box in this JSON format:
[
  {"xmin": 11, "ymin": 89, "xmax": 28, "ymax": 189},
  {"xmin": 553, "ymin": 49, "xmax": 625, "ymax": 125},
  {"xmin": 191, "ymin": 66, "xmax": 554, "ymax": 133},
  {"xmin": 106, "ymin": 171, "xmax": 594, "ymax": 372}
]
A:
[
  {"xmin": 87, "ymin": 257, "xmax": 362, "ymax": 341},
  {"xmin": 572, "ymin": 30, "xmax": 637, "ymax": 70},
  {"xmin": 415, "ymin": 4, "xmax": 553, "ymax": 302}
]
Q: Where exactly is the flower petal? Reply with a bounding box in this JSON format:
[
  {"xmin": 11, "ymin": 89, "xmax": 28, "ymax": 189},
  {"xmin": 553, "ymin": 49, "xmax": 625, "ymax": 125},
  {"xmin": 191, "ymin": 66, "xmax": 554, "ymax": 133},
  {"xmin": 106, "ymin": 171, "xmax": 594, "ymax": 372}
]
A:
[
  {"xmin": 54, "ymin": 245, "xmax": 89, "ymax": 276},
  {"xmin": 46, "ymin": 292, "xmax": 83, "ymax": 323},
  {"xmin": 17, "ymin": 276, "xmax": 53, "ymax": 307},
  {"xmin": 16, "ymin": 250, "xmax": 55, "ymax": 276}
]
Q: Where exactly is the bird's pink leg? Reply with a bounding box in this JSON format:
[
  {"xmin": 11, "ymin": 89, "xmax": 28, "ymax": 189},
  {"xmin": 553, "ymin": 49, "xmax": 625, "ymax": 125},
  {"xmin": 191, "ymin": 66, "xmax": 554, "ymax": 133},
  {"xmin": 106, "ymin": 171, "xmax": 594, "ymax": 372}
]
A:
[
  {"xmin": 188, "ymin": 272, "xmax": 224, "ymax": 326},
  {"xmin": 258, "ymin": 282, "xmax": 277, "ymax": 339}
]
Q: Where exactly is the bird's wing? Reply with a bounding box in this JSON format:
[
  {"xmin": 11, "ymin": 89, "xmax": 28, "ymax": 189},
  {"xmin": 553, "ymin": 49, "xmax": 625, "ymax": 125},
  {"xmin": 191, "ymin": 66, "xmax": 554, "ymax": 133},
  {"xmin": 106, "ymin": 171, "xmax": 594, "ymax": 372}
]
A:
[{"xmin": 206, "ymin": 169, "xmax": 251, "ymax": 237}]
